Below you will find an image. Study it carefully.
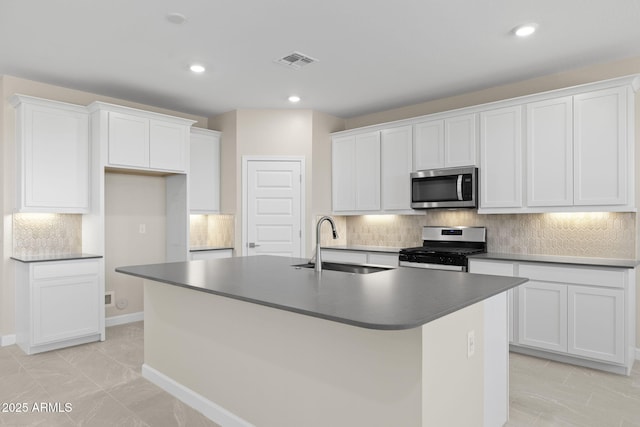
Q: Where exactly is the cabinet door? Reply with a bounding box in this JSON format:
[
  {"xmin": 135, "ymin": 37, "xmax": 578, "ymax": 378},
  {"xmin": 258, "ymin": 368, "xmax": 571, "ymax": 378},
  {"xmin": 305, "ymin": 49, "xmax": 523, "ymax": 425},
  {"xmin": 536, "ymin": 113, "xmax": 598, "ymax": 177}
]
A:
[
  {"xmin": 527, "ymin": 97, "xmax": 573, "ymax": 207},
  {"xmin": 108, "ymin": 112, "xmax": 149, "ymax": 168},
  {"xmin": 32, "ymin": 275, "xmax": 100, "ymax": 345},
  {"xmin": 381, "ymin": 126, "xmax": 412, "ymax": 210},
  {"xmin": 150, "ymin": 120, "xmax": 188, "ymax": 172},
  {"xmin": 445, "ymin": 113, "xmax": 477, "ymax": 167},
  {"xmin": 479, "ymin": 106, "xmax": 523, "ymax": 208},
  {"xmin": 189, "ymin": 130, "xmax": 220, "ymax": 212},
  {"xmin": 518, "ymin": 281, "xmax": 567, "ymax": 352},
  {"xmin": 568, "ymin": 285, "xmax": 624, "ymax": 363},
  {"xmin": 413, "ymin": 120, "xmax": 444, "ymax": 170},
  {"xmin": 20, "ymin": 103, "xmax": 89, "ymax": 212},
  {"xmin": 574, "ymin": 87, "xmax": 627, "ymax": 206},
  {"xmin": 354, "ymin": 132, "xmax": 381, "ymax": 211},
  {"xmin": 332, "ymin": 136, "xmax": 357, "ymax": 211}
]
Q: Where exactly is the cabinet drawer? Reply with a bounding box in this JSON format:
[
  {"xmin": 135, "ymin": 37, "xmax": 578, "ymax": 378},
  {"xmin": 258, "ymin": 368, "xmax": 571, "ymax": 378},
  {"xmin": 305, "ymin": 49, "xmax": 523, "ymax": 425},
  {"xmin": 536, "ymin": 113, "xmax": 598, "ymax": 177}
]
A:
[
  {"xmin": 32, "ymin": 260, "xmax": 100, "ymax": 280},
  {"xmin": 469, "ymin": 260, "xmax": 515, "ymax": 276},
  {"xmin": 518, "ymin": 263, "xmax": 625, "ymax": 288}
]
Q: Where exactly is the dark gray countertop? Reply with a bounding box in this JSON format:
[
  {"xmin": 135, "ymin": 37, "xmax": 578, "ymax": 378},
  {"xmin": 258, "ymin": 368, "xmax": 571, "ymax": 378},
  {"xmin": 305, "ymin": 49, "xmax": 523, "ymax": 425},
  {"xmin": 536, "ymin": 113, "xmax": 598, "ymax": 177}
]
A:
[
  {"xmin": 116, "ymin": 255, "xmax": 527, "ymax": 330},
  {"xmin": 11, "ymin": 253, "xmax": 103, "ymax": 263},
  {"xmin": 470, "ymin": 252, "xmax": 640, "ymax": 269}
]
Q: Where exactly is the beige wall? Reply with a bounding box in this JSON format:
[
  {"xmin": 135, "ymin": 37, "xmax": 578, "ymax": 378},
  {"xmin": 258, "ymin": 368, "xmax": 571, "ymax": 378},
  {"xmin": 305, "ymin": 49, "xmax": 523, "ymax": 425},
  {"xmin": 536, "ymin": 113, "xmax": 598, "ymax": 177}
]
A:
[
  {"xmin": 209, "ymin": 108, "xmax": 344, "ymax": 257},
  {"xmin": 105, "ymin": 173, "xmax": 167, "ymax": 317},
  {"xmin": 345, "ymin": 56, "xmax": 640, "ymax": 129},
  {"xmin": 312, "ymin": 111, "xmax": 345, "ymax": 215},
  {"xmin": 0, "ymin": 75, "xmax": 208, "ymax": 336}
]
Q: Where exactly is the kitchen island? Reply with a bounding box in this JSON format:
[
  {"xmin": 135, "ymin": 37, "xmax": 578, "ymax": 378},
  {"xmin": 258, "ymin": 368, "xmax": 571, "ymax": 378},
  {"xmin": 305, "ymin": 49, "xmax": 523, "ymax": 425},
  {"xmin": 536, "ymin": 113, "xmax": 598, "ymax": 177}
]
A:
[{"xmin": 116, "ymin": 255, "xmax": 527, "ymax": 427}]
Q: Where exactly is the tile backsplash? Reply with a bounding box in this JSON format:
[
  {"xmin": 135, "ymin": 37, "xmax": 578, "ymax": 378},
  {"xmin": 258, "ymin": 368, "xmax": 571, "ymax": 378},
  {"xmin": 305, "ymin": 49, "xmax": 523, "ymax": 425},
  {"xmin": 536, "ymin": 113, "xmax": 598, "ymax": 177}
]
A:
[
  {"xmin": 189, "ymin": 214, "xmax": 235, "ymax": 248},
  {"xmin": 13, "ymin": 213, "xmax": 82, "ymax": 257},
  {"xmin": 323, "ymin": 211, "xmax": 635, "ymax": 259}
]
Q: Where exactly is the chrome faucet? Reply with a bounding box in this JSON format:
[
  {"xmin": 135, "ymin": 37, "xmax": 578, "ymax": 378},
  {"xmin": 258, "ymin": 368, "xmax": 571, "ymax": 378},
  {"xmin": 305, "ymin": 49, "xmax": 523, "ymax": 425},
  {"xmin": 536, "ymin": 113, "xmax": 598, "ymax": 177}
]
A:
[{"xmin": 315, "ymin": 216, "xmax": 339, "ymax": 273}]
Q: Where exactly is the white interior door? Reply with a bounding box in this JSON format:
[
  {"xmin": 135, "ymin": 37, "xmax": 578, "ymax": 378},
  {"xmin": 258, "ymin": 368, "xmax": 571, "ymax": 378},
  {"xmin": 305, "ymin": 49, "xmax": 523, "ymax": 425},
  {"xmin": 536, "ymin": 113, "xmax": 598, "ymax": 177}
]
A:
[{"xmin": 245, "ymin": 159, "xmax": 303, "ymax": 257}]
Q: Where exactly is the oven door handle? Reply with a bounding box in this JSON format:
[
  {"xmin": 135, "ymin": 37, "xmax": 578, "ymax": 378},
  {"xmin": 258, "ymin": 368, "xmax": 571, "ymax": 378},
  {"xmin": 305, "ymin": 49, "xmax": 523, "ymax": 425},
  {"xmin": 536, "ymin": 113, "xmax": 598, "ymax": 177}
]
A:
[{"xmin": 456, "ymin": 175, "xmax": 463, "ymax": 200}]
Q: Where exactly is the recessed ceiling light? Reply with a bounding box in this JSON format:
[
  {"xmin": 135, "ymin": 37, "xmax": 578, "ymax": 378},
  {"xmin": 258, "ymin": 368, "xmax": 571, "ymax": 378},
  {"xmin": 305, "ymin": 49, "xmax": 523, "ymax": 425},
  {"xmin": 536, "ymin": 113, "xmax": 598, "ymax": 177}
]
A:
[
  {"xmin": 190, "ymin": 64, "xmax": 205, "ymax": 73},
  {"xmin": 288, "ymin": 95, "xmax": 301, "ymax": 103},
  {"xmin": 514, "ymin": 23, "xmax": 538, "ymax": 37},
  {"xmin": 167, "ymin": 13, "xmax": 187, "ymax": 25}
]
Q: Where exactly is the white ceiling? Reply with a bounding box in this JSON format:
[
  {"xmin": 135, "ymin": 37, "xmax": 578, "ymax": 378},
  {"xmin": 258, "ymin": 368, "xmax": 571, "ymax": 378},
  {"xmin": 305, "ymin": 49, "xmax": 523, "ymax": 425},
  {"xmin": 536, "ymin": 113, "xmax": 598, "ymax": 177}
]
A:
[{"xmin": 2, "ymin": 0, "xmax": 640, "ymax": 119}]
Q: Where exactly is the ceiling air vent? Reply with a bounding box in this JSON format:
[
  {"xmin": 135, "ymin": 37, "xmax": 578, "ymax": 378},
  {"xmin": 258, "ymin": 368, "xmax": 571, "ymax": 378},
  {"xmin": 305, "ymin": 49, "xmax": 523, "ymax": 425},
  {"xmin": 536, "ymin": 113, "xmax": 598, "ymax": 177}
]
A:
[{"xmin": 275, "ymin": 51, "xmax": 318, "ymax": 69}]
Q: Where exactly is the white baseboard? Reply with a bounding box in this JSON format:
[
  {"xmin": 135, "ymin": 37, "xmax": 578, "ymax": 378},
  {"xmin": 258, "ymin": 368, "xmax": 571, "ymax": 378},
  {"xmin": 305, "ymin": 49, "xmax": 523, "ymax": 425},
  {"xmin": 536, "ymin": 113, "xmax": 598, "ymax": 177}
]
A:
[
  {"xmin": 142, "ymin": 364, "xmax": 253, "ymax": 427},
  {"xmin": 105, "ymin": 311, "xmax": 144, "ymax": 327},
  {"xmin": 0, "ymin": 334, "xmax": 16, "ymax": 347}
]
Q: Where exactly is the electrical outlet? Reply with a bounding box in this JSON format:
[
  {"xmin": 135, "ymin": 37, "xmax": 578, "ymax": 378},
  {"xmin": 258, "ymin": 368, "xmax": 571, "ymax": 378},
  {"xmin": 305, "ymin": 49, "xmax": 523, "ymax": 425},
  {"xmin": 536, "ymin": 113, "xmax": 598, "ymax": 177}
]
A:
[
  {"xmin": 105, "ymin": 291, "xmax": 115, "ymax": 307},
  {"xmin": 467, "ymin": 330, "xmax": 475, "ymax": 358},
  {"xmin": 139, "ymin": 224, "xmax": 146, "ymax": 234}
]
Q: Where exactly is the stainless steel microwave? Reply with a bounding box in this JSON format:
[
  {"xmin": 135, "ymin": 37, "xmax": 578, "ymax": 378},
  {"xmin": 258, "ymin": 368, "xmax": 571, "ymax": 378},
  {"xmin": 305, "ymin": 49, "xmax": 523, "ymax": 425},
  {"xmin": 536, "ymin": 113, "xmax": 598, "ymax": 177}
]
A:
[{"xmin": 411, "ymin": 167, "xmax": 478, "ymax": 209}]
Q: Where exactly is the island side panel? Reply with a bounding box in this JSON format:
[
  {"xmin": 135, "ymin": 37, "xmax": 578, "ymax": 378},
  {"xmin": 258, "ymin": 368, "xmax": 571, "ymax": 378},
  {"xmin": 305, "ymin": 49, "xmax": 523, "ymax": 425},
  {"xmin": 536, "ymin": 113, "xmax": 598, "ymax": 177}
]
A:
[
  {"xmin": 142, "ymin": 279, "xmax": 423, "ymax": 427},
  {"xmin": 421, "ymin": 300, "xmax": 485, "ymax": 427}
]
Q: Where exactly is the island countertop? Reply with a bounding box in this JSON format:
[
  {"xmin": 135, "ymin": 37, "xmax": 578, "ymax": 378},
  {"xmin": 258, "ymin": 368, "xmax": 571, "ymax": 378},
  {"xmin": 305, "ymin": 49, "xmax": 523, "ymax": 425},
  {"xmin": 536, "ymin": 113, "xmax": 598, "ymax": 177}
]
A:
[{"xmin": 116, "ymin": 255, "xmax": 527, "ymax": 330}]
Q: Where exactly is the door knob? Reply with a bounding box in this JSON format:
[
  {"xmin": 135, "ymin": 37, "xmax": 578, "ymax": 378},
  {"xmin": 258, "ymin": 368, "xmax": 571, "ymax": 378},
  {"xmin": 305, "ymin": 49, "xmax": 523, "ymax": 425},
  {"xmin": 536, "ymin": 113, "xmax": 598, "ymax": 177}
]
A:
[{"xmin": 248, "ymin": 242, "xmax": 261, "ymax": 248}]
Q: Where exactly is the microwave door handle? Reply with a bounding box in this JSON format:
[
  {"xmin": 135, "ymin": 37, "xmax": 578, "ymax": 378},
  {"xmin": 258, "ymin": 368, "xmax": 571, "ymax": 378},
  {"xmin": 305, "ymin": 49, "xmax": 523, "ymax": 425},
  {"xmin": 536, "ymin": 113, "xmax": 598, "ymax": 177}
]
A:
[{"xmin": 456, "ymin": 175, "xmax": 463, "ymax": 200}]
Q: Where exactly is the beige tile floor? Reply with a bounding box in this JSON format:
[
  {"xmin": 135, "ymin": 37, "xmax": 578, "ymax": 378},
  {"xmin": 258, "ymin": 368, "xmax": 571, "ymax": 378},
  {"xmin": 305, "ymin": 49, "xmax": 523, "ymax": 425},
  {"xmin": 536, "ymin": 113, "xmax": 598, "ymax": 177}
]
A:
[
  {"xmin": 0, "ymin": 322, "xmax": 219, "ymax": 427},
  {"xmin": 507, "ymin": 352, "xmax": 640, "ymax": 427},
  {"xmin": 1, "ymin": 322, "xmax": 639, "ymax": 426}
]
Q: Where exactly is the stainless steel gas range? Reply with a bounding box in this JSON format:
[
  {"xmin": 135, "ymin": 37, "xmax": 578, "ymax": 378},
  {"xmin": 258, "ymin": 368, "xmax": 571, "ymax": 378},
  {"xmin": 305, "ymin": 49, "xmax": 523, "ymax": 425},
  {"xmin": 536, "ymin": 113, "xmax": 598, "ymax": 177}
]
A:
[{"xmin": 398, "ymin": 226, "xmax": 487, "ymax": 272}]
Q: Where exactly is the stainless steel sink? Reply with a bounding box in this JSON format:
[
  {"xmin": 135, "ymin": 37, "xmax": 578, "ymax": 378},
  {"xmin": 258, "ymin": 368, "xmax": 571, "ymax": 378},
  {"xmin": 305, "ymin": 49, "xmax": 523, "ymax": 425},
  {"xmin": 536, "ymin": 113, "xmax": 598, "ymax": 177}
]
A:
[{"xmin": 292, "ymin": 262, "xmax": 393, "ymax": 274}]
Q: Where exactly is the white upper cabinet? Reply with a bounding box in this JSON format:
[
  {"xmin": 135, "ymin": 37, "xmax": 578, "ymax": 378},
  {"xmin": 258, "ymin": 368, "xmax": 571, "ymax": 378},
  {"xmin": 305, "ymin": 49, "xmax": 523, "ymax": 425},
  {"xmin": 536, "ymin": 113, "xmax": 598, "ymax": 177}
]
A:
[
  {"xmin": 90, "ymin": 102, "xmax": 194, "ymax": 173},
  {"xmin": 333, "ymin": 127, "xmax": 415, "ymax": 214},
  {"xmin": 331, "ymin": 75, "xmax": 638, "ymax": 214},
  {"xmin": 332, "ymin": 135, "xmax": 357, "ymax": 212},
  {"xmin": 189, "ymin": 128, "xmax": 221, "ymax": 213},
  {"xmin": 414, "ymin": 120, "xmax": 444, "ymax": 170},
  {"xmin": 108, "ymin": 112, "xmax": 149, "ymax": 168},
  {"xmin": 445, "ymin": 114, "xmax": 477, "ymax": 167},
  {"xmin": 149, "ymin": 119, "xmax": 188, "ymax": 171},
  {"xmin": 354, "ymin": 132, "xmax": 381, "ymax": 211},
  {"xmin": 526, "ymin": 96, "xmax": 573, "ymax": 207},
  {"xmin": 381, "ymin": 126, "xmax": 412, "ymax": 210},
  {"xmin": 573, "ymin": 87, "xmax": 627, "ymax": 206},
  {"xmin": 413, "ymin": 113, "xmax": 476, "ymax": 170},
  {"xmin": 479, "ymin": 106, "xmax": 523, "ymax": 209},
  {"xmin": 11, "ymin": 95, "xmax": 90, "ymax": 213}
]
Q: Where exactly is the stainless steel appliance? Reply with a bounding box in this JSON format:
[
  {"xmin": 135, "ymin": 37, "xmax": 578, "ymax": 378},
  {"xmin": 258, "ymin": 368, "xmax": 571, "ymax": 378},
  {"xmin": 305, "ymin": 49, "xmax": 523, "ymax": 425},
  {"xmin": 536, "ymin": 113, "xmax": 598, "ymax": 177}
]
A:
[
  {"xmin": 410, "ymin": 166, "xmax": 478, "ymax": 209},
  {"xmin": 399, "ymin": 226, "xmax": 486, "ymax": 271}
]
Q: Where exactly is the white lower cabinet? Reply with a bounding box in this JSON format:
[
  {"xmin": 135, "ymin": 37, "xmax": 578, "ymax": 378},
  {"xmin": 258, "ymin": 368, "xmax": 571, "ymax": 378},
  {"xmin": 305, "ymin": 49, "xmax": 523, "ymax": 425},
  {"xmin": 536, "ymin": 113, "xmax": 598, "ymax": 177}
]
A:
[
  {"xmin": 190, "ymin": 249, "xmax": 233, "ymax": 260},
  {"xmin": 469, "ymin": 258, "xmax": 635, "ymax": 374},
  {"xmin": 518, "ymin": 280, "xmax": 568, "ymax": 352},
  {"xmin": 15, "ymin": 258, "xmax": 104, "ymax": 355},
  {"xmin": 320, "ymin": 249, "xmax": 399, "ymax": 267},
  {"xmin": 568, "ymin": 285, "xmax": 624, "ymax": 363}
]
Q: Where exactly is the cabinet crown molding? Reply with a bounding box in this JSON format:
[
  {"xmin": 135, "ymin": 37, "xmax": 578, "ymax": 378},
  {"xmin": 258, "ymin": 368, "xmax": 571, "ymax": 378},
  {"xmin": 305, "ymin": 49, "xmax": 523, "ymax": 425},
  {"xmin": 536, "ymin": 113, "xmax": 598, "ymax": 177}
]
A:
[
  {"xmin": 87, "ymin": 101, "xmax": 196, "ymax": 126},
  {"xmin": 191, "ymin": 127, "xmax": 221, "ymax": 137},
  {"xmin": 10, "ymin": 94, "xmax": 88, "ymax": 114}
]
